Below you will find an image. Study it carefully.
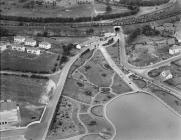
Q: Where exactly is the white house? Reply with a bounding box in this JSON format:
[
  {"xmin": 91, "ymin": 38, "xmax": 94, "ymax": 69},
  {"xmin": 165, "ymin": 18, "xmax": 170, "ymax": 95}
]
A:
[
  {"xmin": 39, "ymin": 41, "xmax": 51, "ymax": 49},
  {"xmin": 11, "ymin": 44, "xmax": 25, "ymax": 52},
  {"xmin": 169, "ymin": 45, "xmax": 181, "ymax": 55},
  {"xmin": 26, "ymin": 47, "xmax": 41, "ymax": 55},
  {"xmin": 76, "ymin": 44, "xmax": 82, "ymax": 49},
  {"xmin": 0, "ymin": 43, "xmax": 7, "ymax": 51},
  {"xmin": 160, "ymin": 70, "xmax": 173, "ymax": 81},
  {"xmin": 0, "ymin": 100, "xmax": 20, "ymax": 127},
  {"xmin": 25, "ymin": 38, "xmax": 37, "ymax": 47},
  {"xmin": 14, "ymin": 36, "xmax": 26, "ymax": 44}
]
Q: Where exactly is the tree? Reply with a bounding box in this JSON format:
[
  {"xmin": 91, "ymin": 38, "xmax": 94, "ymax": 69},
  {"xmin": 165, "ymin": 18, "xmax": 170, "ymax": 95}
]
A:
[{"xmin": 106, "ymin": 5, "xmax": 112, "ymax": 13}]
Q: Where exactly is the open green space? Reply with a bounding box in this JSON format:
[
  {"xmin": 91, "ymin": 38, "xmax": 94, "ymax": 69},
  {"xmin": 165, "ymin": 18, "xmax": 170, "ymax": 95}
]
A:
[
  {"xmin": 93, "ymin": 92, "xmax": 115, "ymax": 105},
  {"xmin": 91, "ymin": 105, "xmax": 104, "ymax": 117},
  {"xmin": 111, "ymin": 74, "xmax": 132, "ymax": 94},
  {"xmin": 79, "ymin": 113, "xmax": 114, "ymax": 138},
  {"xmin": 1, "ymin": 74, "xmax": 49, "ymax": 126},
  {"xmin": 62, "ymin": 78, "xmax": 99, "ymax": 104},
  {"xmin": 1, "ymin": 49, "xmax": 59, "ymax": 73},
  {"xmin": 0, "ymin": 74, "xmax": 48, "ymax": 105},
  {"xmin": 79, "ymin": 51, "xmax": 114, "ymax": 87}
]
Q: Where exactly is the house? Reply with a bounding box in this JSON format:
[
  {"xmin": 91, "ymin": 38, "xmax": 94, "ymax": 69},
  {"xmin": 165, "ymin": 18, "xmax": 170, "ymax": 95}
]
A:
[
  {"xmin": 0, "ymin": 100, "xmax": 20, "ymax": 127},
  {"xmin": 169, "ymin": 45, "xmax": 181, "ymax": 55},
  {"xmin": 26, "ymin": 47, "xmax": 41, "ymax": 55},
  {"xmin": 175, "ymin": 31, "xmax": 181, "ymax": 43},
  {"xmin": 39, "ymin": 41, "xmax": 51, "ymax": 49},
  {"xmin": 160, "ymin": 70, "xmax": 173, "ymax": 81},
  {"xmin": 76, "ymin": 44, "xmax": 82, "ymax": 49},
  {"xmin": 25, "ymin": 38, "xmax": 37, "ymax": 47},
  {"xmin": 155, "ymin": 26, "xmax": 164, "ymax": 32},
  {"xmin": 11, "ymin": 44, "xmax": 25, "ymax": 52},
  {"xmin": 14, "ymin": 36, "xmax": 26, "ymax": 44},
  {"xmin": 0, "ymin": 43, "xmax": 7, "ymax": 51}
]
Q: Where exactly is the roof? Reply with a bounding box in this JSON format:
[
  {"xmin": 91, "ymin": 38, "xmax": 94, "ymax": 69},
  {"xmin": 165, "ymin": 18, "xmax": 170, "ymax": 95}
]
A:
[{"xmin": 0, "ymin": 101, "xmax": 17, "ymax": 112}]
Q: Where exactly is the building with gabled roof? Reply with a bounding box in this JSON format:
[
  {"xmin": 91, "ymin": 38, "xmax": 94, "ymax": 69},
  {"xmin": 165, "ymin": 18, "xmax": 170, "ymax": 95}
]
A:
[
  {"xmin": 14, "ymin": 36, "xmax": 26, "ymax": 44},
  {"xmin": 169, "ymin": 45, "xmax": 181, "ymax": 55},
  {"xmin": 26, "ymin": 47, "xmax": 41, "ymax": 55},
  {"xmin": 39, "ymin": 41, "xmax": 51, "ymax": 49},
  {"xmin": 160, "ymin": 70, "xmax": 173, "ymax": 81},
  {"xmin": 25, "ymin": 38, "xmax": 37, "ymax": 47},
  {"xmin": 11, "ymin": 44, "xmax": 25, "ymax": 52},
  {"xmin": 0, "ymin": 100, "xmax": 20, "ymax": 127}
]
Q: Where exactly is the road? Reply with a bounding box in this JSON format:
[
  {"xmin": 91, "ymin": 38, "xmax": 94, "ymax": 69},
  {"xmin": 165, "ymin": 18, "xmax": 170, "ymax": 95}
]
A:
[{"xmin": 116, "ymin": 27, "xmax": 181, "ymax": 99}]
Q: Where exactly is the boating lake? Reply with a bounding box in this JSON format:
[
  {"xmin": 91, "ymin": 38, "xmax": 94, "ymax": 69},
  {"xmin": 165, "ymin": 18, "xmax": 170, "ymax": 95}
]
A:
[{"xmin": 106, "ymin": 92, "xmax": 181, "ymax": 140}]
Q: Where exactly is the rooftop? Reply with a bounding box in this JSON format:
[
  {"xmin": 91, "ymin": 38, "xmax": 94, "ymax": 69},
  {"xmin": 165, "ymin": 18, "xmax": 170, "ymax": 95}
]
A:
[{"xmin": 0, "ymin": 101, "xmax": 17, "ymax": 112}]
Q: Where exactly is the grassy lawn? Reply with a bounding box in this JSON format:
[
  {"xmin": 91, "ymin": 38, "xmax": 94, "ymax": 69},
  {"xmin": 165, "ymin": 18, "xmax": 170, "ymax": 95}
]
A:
[
  {"xmin": 111, "ymin": 74, "xmax": 132, "ymax": 94},
  {"xmin": 148, "ymin": 59, "xmax": 181, "ymax": 91},
  {"xmin": 0, "ymin": 74, "xmax": 48, "ymax": 105},
  {"xmin": 0, "ymin": 0, "xmax": 129, "ymax": 18},
  {"xmin": 48, "ymin": 96, "xmax": 85, "ymax": 139},
  {"xmin": 91, "ymin": 105, "xmax": 104, "ymax": 117},
  {"xmin": 93, "ymin": 92, "xmax": 115, "ymax": 105},
  {"xmin": 79, "ymin": 113, "xmax": 114, "ymax": 138},
  {"xmin": 68, "ymin": 49, "xmax": 94, "ymax": 77},
  {"xmin": 79, "ymin": 51, "xmax": 114, "ymax": 87},
  {"xmin": 20, "ymin": 106, "xmax": 44, "ymax": 126},
  {"xmin": 1, "ymin": 74, "xmax": 49, "ymax": 126},
  {"xmin": 62, "ymin": 78, "xmax": 99, "ymax": 104},
  {"xmin": 1, "ymin": 49, "xmax": 59, "ymax": 73}
]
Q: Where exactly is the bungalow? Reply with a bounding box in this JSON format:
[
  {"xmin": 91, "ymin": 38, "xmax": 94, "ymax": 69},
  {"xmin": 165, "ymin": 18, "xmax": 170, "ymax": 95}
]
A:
[
  {"xmin": 14, "ymin": 36, "xmax": 26, "ymax": 44},
  {"xmin": 26, "ymin": 47, "xmax": 41, "ymax": 55},
  {"xmin": 0, "ymin": 100, "xmax": 20, "ymax": 127},
  {"xmin": 39, "ymin": 41, "xmax": 51, "ymax": 49},
  {"xmin": 169, "ymin": 45, "xmax": 181, "ymax": 55},
  {"xmin": 11, "ymin": 44, "xmax": 25, "ymax": 52},
  {"xmin": 160, "ymin": 70, "xmax": 173, "ymax": 81},
  {"xmin": 25, "ymin": 38, "xmax": 37, "ymax": 47},
  {"xmin": 175, "ymin": 31, "xmax": 181, "ymax": 43}
]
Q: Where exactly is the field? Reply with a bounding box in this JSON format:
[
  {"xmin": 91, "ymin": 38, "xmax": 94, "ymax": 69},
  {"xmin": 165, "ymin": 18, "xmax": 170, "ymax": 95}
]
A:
[
  {"xmin": 62, "ymin": 78, "xmax": 99, "ymax": 104},
  {"xmin": 1, "ymin": 49, "xmax": 59, "ymax": 73},
  {"xmin": 0, "ymin": 0, "xmax": 129, "ymax": 18},
  {"xmin": 129, "ymin": 75, "xmax": 147, "ymax": 89},
  {"xmin": 79, "ymin": 113, "xmax": 114, "ymax": 138},
  {"xmin": 79, "ymin": 51, "xmax": 114, "ymax": 87},
  {"xmin": 1, "ymin": 74, "xmax": 49, "ymax": 126},
  {"xmin": 148, "ymin": 59, "xmax": 181, "ymax": 91},
  {"xmin": 111, "ymin": 74, "xmax": 132, "ymax": 94}
]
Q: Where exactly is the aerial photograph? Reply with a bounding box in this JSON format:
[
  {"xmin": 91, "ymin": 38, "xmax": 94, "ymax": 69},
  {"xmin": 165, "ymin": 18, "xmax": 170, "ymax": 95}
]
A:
[{"xmin": 0, "ymin": 0, "xmax": 181, "ymax": 140}]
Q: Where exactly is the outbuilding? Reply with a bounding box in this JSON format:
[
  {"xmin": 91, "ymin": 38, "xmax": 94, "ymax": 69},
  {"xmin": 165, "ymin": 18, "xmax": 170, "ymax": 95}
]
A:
[{"xmin": 39, "ymin": 41, "xmax": 51, "ymax": 49}]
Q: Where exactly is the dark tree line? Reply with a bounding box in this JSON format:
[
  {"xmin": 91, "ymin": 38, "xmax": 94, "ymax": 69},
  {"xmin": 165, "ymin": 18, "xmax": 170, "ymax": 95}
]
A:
[{"xmin": 0, "ymin": 7, "xmax": 139, "ymax": 23}]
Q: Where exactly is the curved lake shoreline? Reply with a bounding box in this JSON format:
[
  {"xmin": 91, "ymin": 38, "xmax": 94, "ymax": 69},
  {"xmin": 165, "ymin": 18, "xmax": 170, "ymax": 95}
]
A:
[{"xmin": 106, "ymin": 92, "xmax": 181, "ymax": 140}]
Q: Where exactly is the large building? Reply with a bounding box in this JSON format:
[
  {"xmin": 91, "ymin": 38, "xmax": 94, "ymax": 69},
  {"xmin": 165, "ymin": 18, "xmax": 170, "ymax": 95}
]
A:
[
  {"xmin": 169, "ymin": 45, "xmax": 181, "ymax": 55},
  {"xmin": 0, "ymin": 100, "xmax": 20, "ymax": 127}
]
